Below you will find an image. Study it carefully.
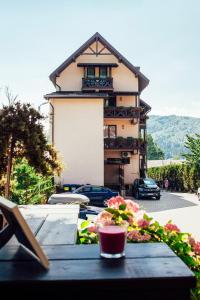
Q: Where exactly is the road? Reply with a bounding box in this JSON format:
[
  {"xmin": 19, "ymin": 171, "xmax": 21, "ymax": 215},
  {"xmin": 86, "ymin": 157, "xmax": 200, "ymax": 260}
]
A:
[{"xmin": 132, "ymin": 191, "xmax": 200, "ymax": 240}]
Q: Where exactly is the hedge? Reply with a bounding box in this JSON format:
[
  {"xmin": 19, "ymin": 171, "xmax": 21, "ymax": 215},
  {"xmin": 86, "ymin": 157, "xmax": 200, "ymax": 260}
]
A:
[{"xmin": 147, "ymin": 163, "xmax": 200, "ymax": 193}]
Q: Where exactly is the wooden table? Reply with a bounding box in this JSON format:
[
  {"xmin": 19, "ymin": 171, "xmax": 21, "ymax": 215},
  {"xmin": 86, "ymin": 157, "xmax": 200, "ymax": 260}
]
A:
[{"xmin": 0, "ymin": 205, "xmax": 196, "ymax": 300}]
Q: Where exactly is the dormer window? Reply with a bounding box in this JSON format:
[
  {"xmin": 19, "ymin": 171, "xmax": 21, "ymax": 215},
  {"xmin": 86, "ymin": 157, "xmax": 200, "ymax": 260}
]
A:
[
  {"xmin": 99, "ymin": 66, "xmax": 107, "ymax": 78},
  {"xmin": 78, "ymin": 63, "xmax": 117, "ymax": 91},
  {"xmin": 87, "ymin": 66, "xmax": 95, "ymax": 78}
]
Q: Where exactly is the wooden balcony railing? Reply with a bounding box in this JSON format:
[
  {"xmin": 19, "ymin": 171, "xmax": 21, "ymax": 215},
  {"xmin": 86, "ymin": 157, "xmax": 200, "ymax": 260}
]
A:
[
  {"xmin": 104, "ymin": 137, "xmax": 140, "ymax": 151},
  {"xmin": 82, "ymin": 77, "xmax": 113, "ymax": 90},
  {"xmin": 104, "ymin": 137, "xmax": 146, "ymax": 152},
  {"xmin": 104, "ymin": 106, "xmax": 141, "ymax": 119}
]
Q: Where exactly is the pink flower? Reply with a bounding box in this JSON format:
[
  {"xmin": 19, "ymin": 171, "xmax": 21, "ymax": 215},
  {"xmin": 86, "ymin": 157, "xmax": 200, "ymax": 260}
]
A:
[
  {"xmin": 188, "ymin": 237, "xmax": 196, "ymax": 247},
  {"xmin": 135, "ymin": 210, "xmax": 146, "ymax": 220},
  {"xmin": 127, "ymin": 230, "xmax": 151, "ymax": 242},
  {"xmin": 96, "ymin": 211, "xmax": 113, "ymax": 225},
  {"xmin": 87, "ymin": 224, "xmax": 97, "ymax": 233},
  {"xmin": 107, "ymin": 196, "xmax": 126, "ymax": 209},
  {"xmin": 128, "ymin": 216, "xmax": 134, "ymax": 225},
  {"xmin": 164, "ymin": 223, "xmax": 180, "ymax": 233},
  {"xmin": 137, "ymin": 218, "xmax": 150, "ymax": 228},
  {"xmin": 194, "ymin": 242, "xmax": 200, "ymax": 255},
  {"xmin": 124, "ymin": 199, "xmax": 139, "ymax": 213}
]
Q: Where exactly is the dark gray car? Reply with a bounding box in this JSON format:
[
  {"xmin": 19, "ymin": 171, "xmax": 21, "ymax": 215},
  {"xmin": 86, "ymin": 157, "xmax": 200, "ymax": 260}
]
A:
[{"xmin": 132, "ymin": 178, "xmax": 161, "ymax": 200}]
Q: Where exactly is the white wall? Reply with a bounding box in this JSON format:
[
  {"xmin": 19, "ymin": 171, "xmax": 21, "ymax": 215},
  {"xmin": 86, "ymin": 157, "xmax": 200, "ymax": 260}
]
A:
[{"xmin": 50, "ymin": 98, "xmax": 104, "ymax": 186}]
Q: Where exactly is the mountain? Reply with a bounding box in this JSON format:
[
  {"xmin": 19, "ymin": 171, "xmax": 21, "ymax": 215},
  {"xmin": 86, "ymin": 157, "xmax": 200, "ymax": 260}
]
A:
[{"xmin": 147, "ymin": 115, "xmax": 200, "ymax": 159}]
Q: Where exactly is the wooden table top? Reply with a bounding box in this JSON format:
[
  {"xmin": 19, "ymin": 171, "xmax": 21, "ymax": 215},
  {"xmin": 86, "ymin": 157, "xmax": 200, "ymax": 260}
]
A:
[
  {"xmin": 0, "ymin": 204, "xmax": 196, "ymax": 300},
  {"xmin": 7, "ymin": 204, "xmax": 80, "ymax": 246}
]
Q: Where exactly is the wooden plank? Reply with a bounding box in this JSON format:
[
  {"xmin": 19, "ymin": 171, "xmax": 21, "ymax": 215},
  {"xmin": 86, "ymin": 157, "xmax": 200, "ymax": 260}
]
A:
[
  {"xmin": 35, "ymin": 213, "xmax": 78, "ymax": 245},
  {"xmin": 7, "ymin": 217, "xmax": 46, "ymax": 246},
  {"xmin": 0, "ymin": 256, "xmax": 195, "ymax": 288},
  {"xmin": 19, "ymin": 204, "xmax": 79, "ymax": 215},
  {"xmin": 6, "ymin": 205, "xmax": 79, "ymax": 246},
  {"xmin": 0, "ymin": 243, "xmax": 176, "ymax": 261}
]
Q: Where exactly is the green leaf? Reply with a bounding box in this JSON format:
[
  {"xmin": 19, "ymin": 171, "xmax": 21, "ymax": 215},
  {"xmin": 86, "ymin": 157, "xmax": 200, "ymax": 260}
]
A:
[
  {"xmin": 81, "ymin": 220, "xmax": 91, "ymax": 229},
  {"xmin": 120, "ymin": 213, "xmax": 129, "ymax": 220},
  {"xmin": 119, "ymin": 204, "xmax": 126, "ymax": 211},
  {"xmin": 105, "ymin": 207, "xmax": 116, "ymax": 214}
]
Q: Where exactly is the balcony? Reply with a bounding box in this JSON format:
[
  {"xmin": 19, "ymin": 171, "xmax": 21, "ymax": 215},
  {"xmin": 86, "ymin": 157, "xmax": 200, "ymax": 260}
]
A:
[
  {"xmin": 104, "ymin": 137, "xmax": 136, "ymax": 151},
  {"xmin": 104, "ymin": 137, "xmax": 146, "ymax": 153},
  {"xmin": 104, "ymin": 106, "xmax": 140, "ymax": 119},
  {"xmin": 82, "ymin": 77, "xmax": 113, "ymax": 91}
]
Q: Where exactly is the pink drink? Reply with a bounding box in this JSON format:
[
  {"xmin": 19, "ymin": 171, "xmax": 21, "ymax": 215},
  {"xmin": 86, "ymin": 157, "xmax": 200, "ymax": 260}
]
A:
[{"xmin": 98, "ymin": 225, "xmax": 126, "ymax": 255}]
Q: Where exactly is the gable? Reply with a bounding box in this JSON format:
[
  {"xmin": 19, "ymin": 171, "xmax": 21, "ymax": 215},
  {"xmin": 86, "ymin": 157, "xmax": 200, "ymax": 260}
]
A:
[{"xmin": 49, "ymin": 32, "xmax": 149, "ymax": 92}]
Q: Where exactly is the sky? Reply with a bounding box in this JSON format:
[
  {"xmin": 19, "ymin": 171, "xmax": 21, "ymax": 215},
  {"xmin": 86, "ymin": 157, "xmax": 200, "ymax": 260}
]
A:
[{"xmin": 0, "ymin": 0, "xmax": 200, "ymax": 117}]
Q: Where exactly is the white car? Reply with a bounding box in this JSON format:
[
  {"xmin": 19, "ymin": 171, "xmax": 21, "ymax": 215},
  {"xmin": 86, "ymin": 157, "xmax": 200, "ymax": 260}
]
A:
[{"xmin": 48, "ymin": 193, "xmax": 90, "ymax": 205}]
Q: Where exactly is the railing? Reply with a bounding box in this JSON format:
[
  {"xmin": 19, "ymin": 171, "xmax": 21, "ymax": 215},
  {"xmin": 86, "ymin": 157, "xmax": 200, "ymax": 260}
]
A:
[
  {"xmin": 104, "ymin": 106, "xmax": 141, "ymax": 119},
  {"xmin": 82, "ymin": 77, "xmax": 113, "ymax": 90},
  {"xmin": 104, "ymin": 137, "xmax": 146, "ymax": 153},
  {"xmin": 104, "ymin": 137, "xmax": 138, "ymax": 150},
  {"xmin": 140, "ymin": 114, "xmax": 147, "ymax": 124}
]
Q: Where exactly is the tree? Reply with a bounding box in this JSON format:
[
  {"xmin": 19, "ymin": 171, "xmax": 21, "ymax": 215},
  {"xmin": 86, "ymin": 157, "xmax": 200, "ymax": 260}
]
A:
[
  {"xmin": 11, "ymin": 159, "xmax": 55, "ymax": 205},
  {"xmin": 0, "ymin": 101, "xmax": 62, "ymax": 198},
  {"xmin": 147, "ymin": 134, "xmax": 165, "ymax": 160},
  {"xmin": 183, "ymin": 134, "xmax": 200, "ymax": 168}
]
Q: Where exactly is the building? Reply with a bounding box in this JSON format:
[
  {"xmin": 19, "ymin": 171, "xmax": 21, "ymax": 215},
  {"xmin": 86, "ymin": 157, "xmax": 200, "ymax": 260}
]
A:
[{"xmin": 44, "ymin": 32, "xmax": 151, "ymax": 193}]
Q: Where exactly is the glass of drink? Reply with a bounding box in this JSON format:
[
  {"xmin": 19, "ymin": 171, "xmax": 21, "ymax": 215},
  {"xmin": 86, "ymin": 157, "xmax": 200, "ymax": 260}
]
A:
[{"xmin": 98, "ymin": 224, "xmax": 127, "ymax": 258}]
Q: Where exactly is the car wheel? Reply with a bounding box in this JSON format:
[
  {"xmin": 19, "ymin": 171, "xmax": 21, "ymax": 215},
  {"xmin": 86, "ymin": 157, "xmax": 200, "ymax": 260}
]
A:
[{"xmin": 156, "ymin": 195, "xmax": 160, "ymax": 200}]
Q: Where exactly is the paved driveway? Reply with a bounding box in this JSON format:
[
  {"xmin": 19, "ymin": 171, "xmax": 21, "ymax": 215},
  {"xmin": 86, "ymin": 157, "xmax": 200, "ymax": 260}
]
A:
[
  {"xmin": 132, "ymin": 191, "xmax": 200, "ymax": 240},
  {"xmin": 132, "ymin": 191, "xmax": 198, "ymax": 212}
]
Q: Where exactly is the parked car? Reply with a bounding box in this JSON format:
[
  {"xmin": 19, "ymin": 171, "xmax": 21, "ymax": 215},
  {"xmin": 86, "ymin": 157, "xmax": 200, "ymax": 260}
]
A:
[
  {"xmin": 48, "ymin": 193, "xmax": 89, "ymax": 205},
  {"xmin": 62, "ymin": 184, "xmax": 83, "ymax": 192},
  {"xmin": 132, "ymin": 178, "xmax": 161, "ymax": 200},
  {"xmin": 73, "ymin": 185, "xmax": 118, "ymax": 206}
]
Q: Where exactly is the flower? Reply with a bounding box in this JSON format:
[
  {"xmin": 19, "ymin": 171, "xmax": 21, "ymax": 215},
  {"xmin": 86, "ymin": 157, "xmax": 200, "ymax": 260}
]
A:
[
  {"xmin": 188, "ymin": 237, "xmax": 196, "ymax": 247},
  {"xmin": 127, "ymin": 230, "xmax": 151, "ymax": 242},
  {"xmin": 135, "ymin": 210, "xmax": 146, "ymax": 220},
  {"xmin": 87, "ymin": 224, "xmax": 97, "ymax": 233},
  {"xmin": 137, "ymin": 218, "xmax": 150, "ymax": 228},
  {"xmin": 128, "ymin": 216, "xmax": 134, "ymax": 225},
  {"xmin": 194, "ymin": 242, "xmax": 200, "ymax": 255},
  {"xmin": 164, "ymin": 223, "xmax": 180, "ymax": 233},
  {"xmin": 124, "ymin": 199, "xmax": 139, "ymax": 213},
  {"xmin": 96, "ymin": 211, "xmax": 113, "ymax": 225},
  {"xmin": 106, "ymin": 196, "xmax": 126, "ymax": 209}
]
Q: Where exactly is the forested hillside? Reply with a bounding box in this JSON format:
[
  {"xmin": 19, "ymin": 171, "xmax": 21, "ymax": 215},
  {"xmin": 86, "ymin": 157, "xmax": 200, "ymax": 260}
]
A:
[{"xmin": 147, "ymin": 115, "xmax": 200, "ymax": 159}]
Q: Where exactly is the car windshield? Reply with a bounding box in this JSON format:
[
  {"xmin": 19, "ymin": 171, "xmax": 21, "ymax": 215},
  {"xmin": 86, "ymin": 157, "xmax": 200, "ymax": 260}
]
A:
[
  {"xmin": 73, "ymin": 186, "xmax": 91, "ymax": 193},
  {"xmin": 139, "ymin": 178, "xmax": 156, "ymax": 185}
]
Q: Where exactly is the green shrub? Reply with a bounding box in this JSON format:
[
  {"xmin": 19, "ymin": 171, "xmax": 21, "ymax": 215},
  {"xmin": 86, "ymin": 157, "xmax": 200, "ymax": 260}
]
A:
[
  {"xmin": 11, "ymin": 159, "xmax": 55, "ymax": 204},
  {"xmin": 148, "ymin": 163, "xmax": 200, "ymax": 192}
]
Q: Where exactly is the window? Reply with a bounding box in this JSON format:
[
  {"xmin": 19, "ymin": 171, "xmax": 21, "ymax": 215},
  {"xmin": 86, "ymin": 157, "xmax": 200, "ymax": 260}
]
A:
[
  {"xmin": 87, "ymin": 67, "xmax": 95, "ymax": 78},
  {"xmin": 76, "ymin": 186, "xmax": 91, "ymax": 193},
  {"xmin": 99, "ymin": 66, "xmax": 107, "ymax": 78},
  {"xmin": 82, "ymin": 186, "xmax": 91, "ymax": 192},
  {"xmin": 92, "ymin": 186, "xmax": 104, "ymax": 192},
  {"xmin": 104, "ymin": 125, "xmax": 117, "ymax": 138}
]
